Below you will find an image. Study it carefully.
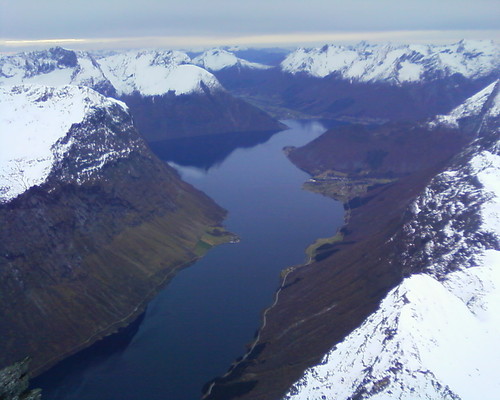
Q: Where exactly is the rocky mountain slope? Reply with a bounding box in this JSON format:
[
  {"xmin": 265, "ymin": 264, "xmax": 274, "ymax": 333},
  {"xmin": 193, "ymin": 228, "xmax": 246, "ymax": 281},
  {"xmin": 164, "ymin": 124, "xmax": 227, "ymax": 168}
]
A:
[
  {"xmin": 284, "ymin": 80, "xmax": 499, "ymax": 400},
  {"xmin": 0, "ymin": 359, "xmax": 41, "ymax": 400},
  {"xmin": 0, "ymin": 84, "xmax": 228, "ymax": 375},
  {"xmin": 0, "ymin": 48, "xmax": 284, "ymax": 141},
  {"xmin": 203, "ymin": 82, "xmax": 499, "ymax": 400}
]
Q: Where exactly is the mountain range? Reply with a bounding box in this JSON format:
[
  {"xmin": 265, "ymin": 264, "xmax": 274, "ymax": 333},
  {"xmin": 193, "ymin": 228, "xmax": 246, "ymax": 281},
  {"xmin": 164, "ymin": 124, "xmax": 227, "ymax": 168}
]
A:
[
  {"xmin": 209, "ymin": 40, "xmax": 499, "ymax": 121},
  {"xmin": 0, "ymin": 47, "xmax": 284, "ymax": 141}
]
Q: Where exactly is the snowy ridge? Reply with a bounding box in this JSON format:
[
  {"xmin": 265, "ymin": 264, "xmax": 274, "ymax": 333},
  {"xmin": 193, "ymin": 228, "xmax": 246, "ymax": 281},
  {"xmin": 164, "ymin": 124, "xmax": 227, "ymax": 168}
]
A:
[
  {"xmin": 0, "ymin": 85, "xmax": 143, "ymax": 203},
  {"xmin": 98, "ymin": 49, "xmax": 222, "ymax": 96},
  {"xmin": 432, "ymin": 79, "xmax": 499, "ymax": 128},
  {"xmin": 0, "ymin": 48, "xmax": 224, "ymax": 98},
  {"xmin": 0, "ymin": 47, "xmax": 114, "ymax": 95},
  {"xmin": 192, "ymin": 48, "xmax": 271, "ymax": 71},
  {"xmin": 281, "ymin": 40, "xmax": 499, "ymax": 84},
  {"xmin": 284, "ymin": 88, "xmax": 500, "ymax": 399}
]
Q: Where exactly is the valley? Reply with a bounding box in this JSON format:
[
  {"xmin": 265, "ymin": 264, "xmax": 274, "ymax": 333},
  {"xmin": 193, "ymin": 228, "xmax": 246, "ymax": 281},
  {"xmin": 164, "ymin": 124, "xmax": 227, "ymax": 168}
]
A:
[
  {"xmin": 0, "ymin": 39, "xmax": 498, "ymax": 400},
  {"xmin": 32, "ymin": 120, "xmax": 345, "ymax": 400}
]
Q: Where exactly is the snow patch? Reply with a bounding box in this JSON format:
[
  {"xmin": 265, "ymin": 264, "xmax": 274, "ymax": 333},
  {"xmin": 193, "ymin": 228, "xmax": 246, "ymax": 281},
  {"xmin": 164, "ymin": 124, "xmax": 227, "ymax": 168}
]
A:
[{"xmin": 0, "ymin": 85, "xmax": 129, "ymax": 202}]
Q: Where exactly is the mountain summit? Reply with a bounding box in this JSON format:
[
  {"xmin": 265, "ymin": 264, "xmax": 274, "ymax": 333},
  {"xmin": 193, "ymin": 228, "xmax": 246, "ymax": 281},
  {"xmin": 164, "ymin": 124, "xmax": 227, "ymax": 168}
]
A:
[{"xmin": 193, "ymin": 48, "xmax": 271, "ymax": 71}]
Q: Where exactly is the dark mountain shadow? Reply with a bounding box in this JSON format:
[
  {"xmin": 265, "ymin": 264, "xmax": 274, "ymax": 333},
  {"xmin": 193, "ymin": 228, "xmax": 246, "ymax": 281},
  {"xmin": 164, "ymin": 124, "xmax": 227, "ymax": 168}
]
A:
[
  {"xmin": 150, "ymin": 128, "xmax": 286, "ymax": 170},
  {"xmin": 31, "ymin": 313, "xmax": 145, "ymax": 395}
]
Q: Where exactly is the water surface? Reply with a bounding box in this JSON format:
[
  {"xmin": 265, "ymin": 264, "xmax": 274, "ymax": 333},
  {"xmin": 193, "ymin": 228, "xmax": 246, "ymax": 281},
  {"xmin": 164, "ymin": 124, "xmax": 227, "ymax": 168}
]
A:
[{"xmin": 34, "ymin": 120, "xmax": 345, "ymax": 400}]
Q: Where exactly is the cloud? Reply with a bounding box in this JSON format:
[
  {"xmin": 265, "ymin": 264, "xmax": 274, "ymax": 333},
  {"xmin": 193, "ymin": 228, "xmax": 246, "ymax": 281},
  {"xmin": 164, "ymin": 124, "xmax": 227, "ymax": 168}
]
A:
[
  {"xmin": 1, "ymin": 0, "xmax": 498, "ymax": 40},
  {"xmin": 1, "ymin": 30, "xmax": 498, "ymax": 53}
]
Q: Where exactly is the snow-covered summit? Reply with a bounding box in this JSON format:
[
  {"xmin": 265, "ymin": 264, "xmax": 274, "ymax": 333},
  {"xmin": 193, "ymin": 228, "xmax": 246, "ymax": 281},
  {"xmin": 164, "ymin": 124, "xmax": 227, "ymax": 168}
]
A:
[
  {"xmin": 97, "ymin": 50, "xmax": 223, "ymax": 96},
  {"xmin": 192, "ymin": 48, "xmax": 271, "ymax": 71},
  {"xmin": 281, "ymin": 40, "xmax": 499, "ymax": 84},
  {"xmin": 0, "ymin": 48, "xmax": 225, "ymax": 98},
  {"xmin": 283, "ymin": 86, "xmax": 500, "ymax": 400},
  {"xmin": 0, "ymin": 84, "xmax": 142, "ymax": 203},
  {"xmin": 432, "ymin": 79, "xmax": 499, "ymax": 128},
  {"xmin": 0, "ymin": 47, "xmax": 115, "ymax": 95}
]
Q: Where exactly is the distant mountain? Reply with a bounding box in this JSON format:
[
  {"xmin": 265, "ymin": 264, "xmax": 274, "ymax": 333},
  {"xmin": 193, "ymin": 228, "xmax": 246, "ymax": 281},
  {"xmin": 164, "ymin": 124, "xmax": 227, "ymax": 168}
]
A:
[
  {"xmin": 193, "ymin": 48, "xmax": 272, "ymax": 71},
  {"xmin": 283, "ymin": 81, "xmax": 499, "ymax": 400},
  {"xmin": 0, "ymin": 47, "xmax": 116, "ymax": 96},
  {"xmin": 212, "ymin": 40, "xmax": 499, "ymax": 121},
  {"xmin": 98, "ymin": 49, "xmax": 220, "ymax": 96},
  {"xmin": 281, "ymin": 40, "xmax": 499, "ymax": 83},
  {"xmin": 99, "ymin": 49, "xmax": 284, "ymax": 141},
  {"xmin": 0, "ymin": 84, "xmax": 227, "ymax": 374},
  {"xmin": 204, "ymin": 82, "xmax": 499, "ymax": 400},
  {"xmin": 0, "ymin": 47, "xmax": 284, "ymax": 141}
]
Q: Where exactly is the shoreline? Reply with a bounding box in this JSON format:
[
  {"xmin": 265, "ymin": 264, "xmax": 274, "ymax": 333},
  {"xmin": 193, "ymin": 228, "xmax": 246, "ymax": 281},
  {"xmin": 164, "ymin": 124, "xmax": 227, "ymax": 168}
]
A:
[
  {"xmin": 202, "ymin": 182, "xmax": 352, "ymax": 399},
  {"xmin": 31, "ymin": 225, "xmax": 237, "ymax": 379}
]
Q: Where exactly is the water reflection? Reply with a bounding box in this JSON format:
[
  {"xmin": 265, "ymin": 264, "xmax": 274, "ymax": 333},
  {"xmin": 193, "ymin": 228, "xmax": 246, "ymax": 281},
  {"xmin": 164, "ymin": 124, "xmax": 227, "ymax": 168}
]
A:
[
  {"xmin": 150, "ymin": 129, "xmax": 285, "ymax": 170},
  {"xmin": 31, "ymin": 314, "xmax": 145, "ymax": 396}
]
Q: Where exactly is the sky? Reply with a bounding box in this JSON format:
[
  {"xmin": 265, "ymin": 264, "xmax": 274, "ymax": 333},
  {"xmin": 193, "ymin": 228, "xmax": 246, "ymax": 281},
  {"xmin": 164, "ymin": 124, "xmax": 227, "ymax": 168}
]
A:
[{"xmin": 1, "ymin": 0, "xmax": 499, "ymax": 51}]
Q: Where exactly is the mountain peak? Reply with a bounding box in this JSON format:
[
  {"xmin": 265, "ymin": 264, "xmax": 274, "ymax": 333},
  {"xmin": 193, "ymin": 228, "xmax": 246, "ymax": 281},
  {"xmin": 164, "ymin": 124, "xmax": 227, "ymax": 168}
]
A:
[
  {"xmin": 192, "ymin": 48, "xmax": 271, "ymax": 71},
  {"xmin": 97, "ymin": 49, "xmax": 223, "ymax": 96},
  {"xmin": 0, "ymin": 84, "xmax": 136, "ymax": 203},
  {"xmin": 432, "ymin": 79, "xmax": 499, "ymax": 129}
]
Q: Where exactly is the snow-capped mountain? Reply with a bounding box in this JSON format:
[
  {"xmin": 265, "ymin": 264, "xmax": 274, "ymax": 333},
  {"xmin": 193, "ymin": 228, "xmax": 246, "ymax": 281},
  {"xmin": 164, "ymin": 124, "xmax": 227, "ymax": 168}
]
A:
[
  {"xmin": 0, "ymin": 83, "xmax": 227, "ymax": 374},
  {"xmin": 283, "ymin": 83, "xmax": 500, "ymax": 400},
  {"xmin": 0, "ymin": 48, "xmax": 223, "ymax": 98},
  {"xmin": 98, "ymin": 50, "xmax": 223, "ymax": 96},
  {"xmin": 193, "ymin": 48, "xmax": 271, "ymax": 71},
  {"xmin": 0, "ymin": 84, "xmax": 144, "ymax": 203},
  {"xmin": 0, "ymin": 47, "xmax": 115, "ymax": 96},
  {"xmin": 281, "ymin": 40, "xmax": 499, "ymax": 84}
]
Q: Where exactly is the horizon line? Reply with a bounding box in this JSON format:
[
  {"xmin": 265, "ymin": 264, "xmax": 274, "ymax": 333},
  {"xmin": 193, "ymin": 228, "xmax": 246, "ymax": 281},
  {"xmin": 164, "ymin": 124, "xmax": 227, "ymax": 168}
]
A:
[{"xmin": 1, "ymin": 29, "xmax": 498, "ymax": 52}]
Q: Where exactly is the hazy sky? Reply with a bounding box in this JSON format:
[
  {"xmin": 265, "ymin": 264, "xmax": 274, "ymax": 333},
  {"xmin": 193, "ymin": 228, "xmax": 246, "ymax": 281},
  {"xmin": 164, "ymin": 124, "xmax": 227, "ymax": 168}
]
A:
[{"xmin": 1, "ymin": 0, "xmax": 499, "ymax": 51}]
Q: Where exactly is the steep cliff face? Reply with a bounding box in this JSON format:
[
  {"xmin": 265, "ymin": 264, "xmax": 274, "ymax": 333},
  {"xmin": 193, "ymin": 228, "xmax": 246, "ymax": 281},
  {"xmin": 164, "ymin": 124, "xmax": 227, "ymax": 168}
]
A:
[
  {"xmin": 0, "ymin": 85, "xmax": 226, "ymax": 374},
  {"xmin": 204, "ymin": 82, "xmax": 499, "ymax": 400}
]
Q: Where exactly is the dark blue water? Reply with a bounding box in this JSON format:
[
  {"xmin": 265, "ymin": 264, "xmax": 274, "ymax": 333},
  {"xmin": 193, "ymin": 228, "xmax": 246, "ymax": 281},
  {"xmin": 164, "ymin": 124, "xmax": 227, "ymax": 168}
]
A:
[{"xmin": 34, "ymin": 120, "xmax": 345, "ymax": 400}]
